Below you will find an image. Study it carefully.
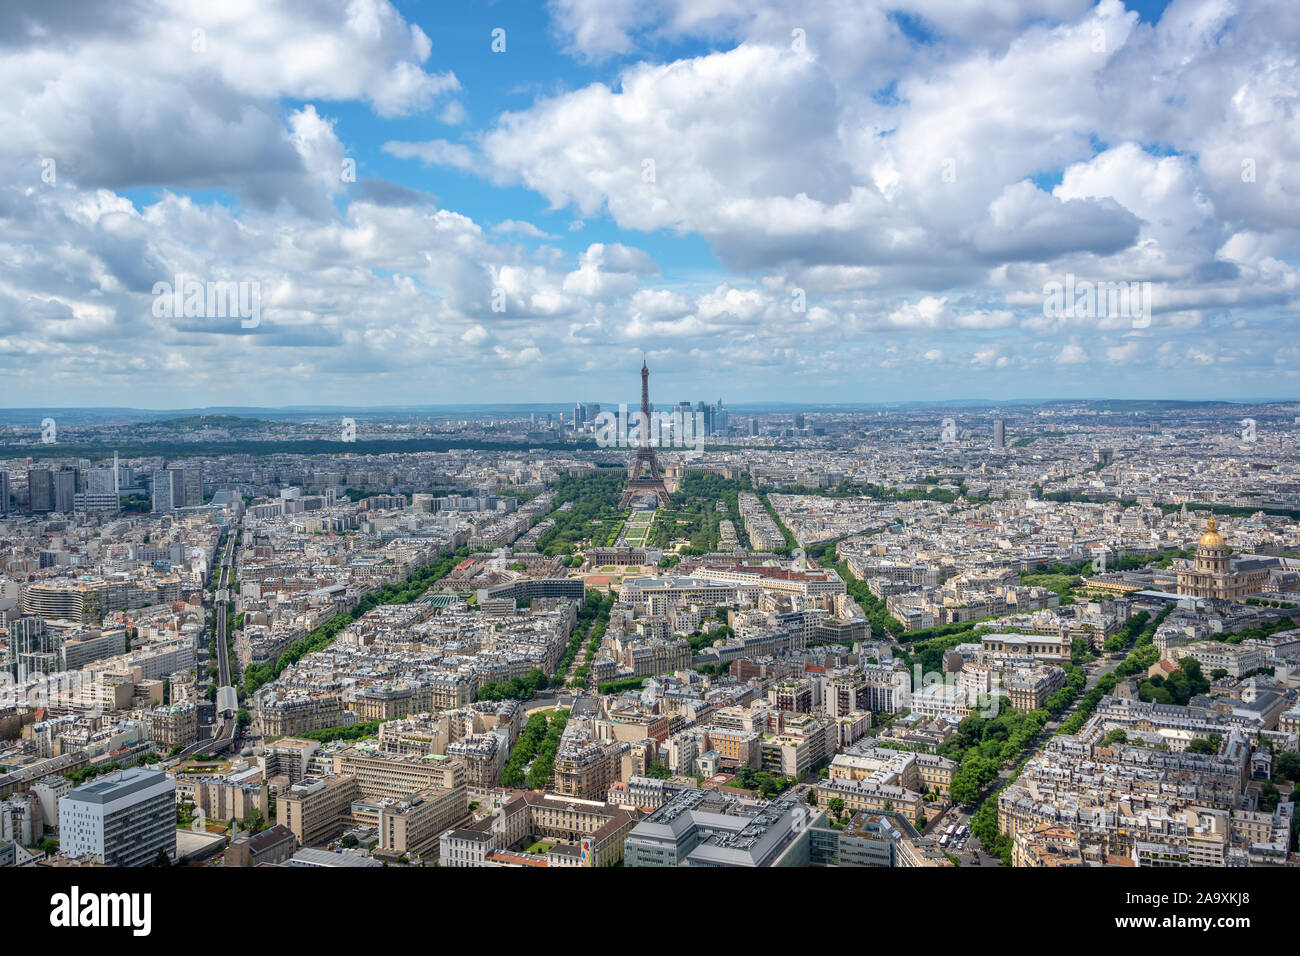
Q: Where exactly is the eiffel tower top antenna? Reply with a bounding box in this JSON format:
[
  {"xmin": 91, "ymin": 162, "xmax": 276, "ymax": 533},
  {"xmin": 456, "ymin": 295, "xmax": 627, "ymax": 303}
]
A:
[{"xmin": 639, "ymin": 358, "xmax": 652, "ymax": 449}]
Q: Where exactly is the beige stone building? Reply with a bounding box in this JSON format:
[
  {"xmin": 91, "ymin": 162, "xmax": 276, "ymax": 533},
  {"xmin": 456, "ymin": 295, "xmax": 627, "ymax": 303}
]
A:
[
  {"xmin": 1176, "ymin": 518, "xmax": 1268, "ymax": 601},
  {"xmin": 440, "ymin": 790, "xmax": 638, "ymax": 867},
  {"xmin": 351, "ymin": 788, "xmax": 470, "ymax": 858},
  {"xmin": 277, "ymin": 774, "xmax": 360, "ymax": 846},
  {"xmin": 333, "ymin": 747, "xmax": 466, "ymax": 800},
  {"xmin": 149, "ymin": 701, "xmax": 198, "ymax": 750},
  {"xmin": 553, "ymin": 737, "xmax": 627, "ymax": 801}
]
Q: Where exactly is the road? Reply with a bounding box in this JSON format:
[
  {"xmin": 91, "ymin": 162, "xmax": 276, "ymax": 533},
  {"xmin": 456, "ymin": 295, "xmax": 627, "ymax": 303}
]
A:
[
  {"xmin": 964, "ymin": 652, "xmax": 1124, "ymax": 858},
  {"xmin": 214, "ymin": 528, "xmax": 236, "ymax": 696},
  {"xmin": 175, "ymin": 525, "xmax": 240, "ymax": 760}
]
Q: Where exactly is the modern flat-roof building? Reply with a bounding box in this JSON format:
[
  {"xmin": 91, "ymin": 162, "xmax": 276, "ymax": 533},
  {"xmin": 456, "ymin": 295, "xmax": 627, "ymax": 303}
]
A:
[
  {"xmin": 822, "ymin": 811, "xmax": 955, "ymax": 867},
  {"xmin": 624, "ymin": 789, "xmax": 822, "ymax": 867},
  {"xmin": 58, "ymin": 768, "xmax": 176, "ymax": 866},
  {"xmin": 277, "ymin": 774, "xmax": 361, "ymax": 847}
]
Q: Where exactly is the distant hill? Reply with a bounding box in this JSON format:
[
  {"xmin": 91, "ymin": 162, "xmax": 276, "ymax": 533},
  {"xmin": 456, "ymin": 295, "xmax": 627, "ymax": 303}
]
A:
[{"xmin": 153, "ymin": 415, "xmax": 269, "ymax": 431}]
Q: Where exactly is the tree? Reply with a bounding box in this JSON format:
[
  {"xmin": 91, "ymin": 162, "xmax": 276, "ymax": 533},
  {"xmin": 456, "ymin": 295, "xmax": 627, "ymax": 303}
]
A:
[
  {"xmin": 1260, "ymin": 781, "xmax": 1281, "ymax": 813},
  {"xmin": 1274, "ymin": 751, "xmax": 1300, "ymax": 784},
  {"xmin": 154, "ymin": 849, "xmax": 171, "ymax": 867}
]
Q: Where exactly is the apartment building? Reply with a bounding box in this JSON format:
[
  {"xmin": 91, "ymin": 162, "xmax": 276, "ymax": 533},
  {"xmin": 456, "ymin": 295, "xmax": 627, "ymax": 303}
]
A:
[
  {"xmin": 772, "ymin": 678, "xmax": 814, "ymax": 714},
  {"xmin": 148, "ymin": 701, "xmax": 198, "ymax": 750},
  {"xmin": 264, "ymin": 737, "xmax": 321, "ymax": 785},
  {"xmin": 553, "ymin": 735, "xmax": 628, "ymax": 801},
  {"xmin": 814, "ymin": 776, "xmax": 925, "ymax": 822},
  {"xmin": 191, "ymin": 775, "xmax": 268, "ymax": 825},
  {"xmin": 445, "ymin": 733, "xmax": 505, "ymax": 792},
  {"xmin": 759, "ymin": 714, "xmax": 837, "ymax": 779},
  {"xmin": 260, "ymin": 692, "xmax": 346, "ymax": 738},
  {"xmin": 828, "ymin": 741, "xmax": 957, "ymax": 798},
  {"xmin": 1006, "ymin": 666, "xmax": 1067, "ymax": 711},
  {"xmin": 1170, "ymin": 641, "xmax": 1265, "ymax": 679}
]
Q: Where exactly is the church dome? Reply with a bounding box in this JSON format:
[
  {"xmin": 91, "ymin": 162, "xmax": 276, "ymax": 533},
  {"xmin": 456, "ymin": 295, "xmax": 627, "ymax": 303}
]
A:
[{"xmin": 1198, "ymin": 517, "xmax": 1227, "ymax": 550}]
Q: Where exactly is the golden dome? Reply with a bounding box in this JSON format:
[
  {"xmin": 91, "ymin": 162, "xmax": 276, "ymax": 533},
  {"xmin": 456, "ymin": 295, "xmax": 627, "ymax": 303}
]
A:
[{"xmin": 1198, "ymin": 517, "xmax": 1227, "ymax": 550}]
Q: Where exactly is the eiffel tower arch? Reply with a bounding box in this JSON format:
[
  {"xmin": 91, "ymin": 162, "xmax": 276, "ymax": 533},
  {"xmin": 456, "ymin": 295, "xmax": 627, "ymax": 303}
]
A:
[{"xmin": 619, "ymin": 359, "xmax": 673, "ymax": 508}]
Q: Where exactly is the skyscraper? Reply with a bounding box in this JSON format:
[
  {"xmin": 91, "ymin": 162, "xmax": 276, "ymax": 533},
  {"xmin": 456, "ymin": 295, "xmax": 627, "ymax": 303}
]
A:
[
  {"xmin": 993, "ymin": 419, "xmax": 1006, "ymax": 450},
  {"xmin": 53, "ymin": 468, "xmax": 76, "ymax": 514},
  {"xmin": 695, "ymin": 401, "xmax": 712, "ymax": 436},
  {"xmin": 28, "ymin": 468, "xmax": 53, "ymax": 513},
  {"xmin": 151, "ymin": 468, "xmax": 178, "ymax": 513},
  {"xmin": 183, "ymin": 463, "xmax": 203, "ymax": 507}
]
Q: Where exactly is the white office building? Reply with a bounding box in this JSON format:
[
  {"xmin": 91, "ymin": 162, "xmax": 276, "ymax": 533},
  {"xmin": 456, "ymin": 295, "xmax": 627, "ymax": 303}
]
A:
[{"xmin": 58, "ymin": 768, "xmax": 176, "ymax": 866}]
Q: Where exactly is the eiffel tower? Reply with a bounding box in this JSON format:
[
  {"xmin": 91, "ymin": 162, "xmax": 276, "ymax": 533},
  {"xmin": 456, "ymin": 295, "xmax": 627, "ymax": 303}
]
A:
[{"xmin": 619, "ymin": 359, "xmax": 673, "ymax": 508}]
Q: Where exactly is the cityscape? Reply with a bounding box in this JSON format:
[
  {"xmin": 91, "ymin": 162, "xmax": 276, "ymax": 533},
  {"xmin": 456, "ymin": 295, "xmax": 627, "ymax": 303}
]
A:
[{"xmin": 1, "ymin": 0, "xmax": 1295, "ymax": 932}]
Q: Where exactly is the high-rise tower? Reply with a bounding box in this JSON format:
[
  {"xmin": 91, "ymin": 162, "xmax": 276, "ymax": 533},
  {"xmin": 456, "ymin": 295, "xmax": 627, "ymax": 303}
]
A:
[{"xmin": 619, "ymin": 360, "xmax": 672, "ymax": 508}]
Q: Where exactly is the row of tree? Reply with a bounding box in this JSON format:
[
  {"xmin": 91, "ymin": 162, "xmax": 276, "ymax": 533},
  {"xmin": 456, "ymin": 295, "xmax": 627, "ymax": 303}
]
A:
[
  {"xmin": 500, "ymin": 709, "xmax": 570, "ymax": 790},
  {"xmin": 241, "ymin": 546, "xmax": 472, "ymax": 696}
]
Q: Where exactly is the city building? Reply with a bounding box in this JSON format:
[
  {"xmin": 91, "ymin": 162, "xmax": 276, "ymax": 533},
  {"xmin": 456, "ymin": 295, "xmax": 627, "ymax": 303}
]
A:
[
  {"xmin": 1177, "ymin": 519, "xmax": 1269, "ymax": 601},
  {"xmin": 58, "ymin": 768, "xmax": 176, "ymax": 866},
  {"xmin": 624, "ymin": 789, "xmax": 822, "ymax": 867}
]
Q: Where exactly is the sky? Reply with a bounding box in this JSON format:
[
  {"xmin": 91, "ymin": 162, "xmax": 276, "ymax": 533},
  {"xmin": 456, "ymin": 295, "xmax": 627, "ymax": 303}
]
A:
[{"xmin": 2, "ymin": 0, "xmax": 1298, "ymax": 409}]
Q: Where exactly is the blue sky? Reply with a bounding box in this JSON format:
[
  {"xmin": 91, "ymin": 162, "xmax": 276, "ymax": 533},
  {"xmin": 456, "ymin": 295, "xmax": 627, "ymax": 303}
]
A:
[{"xmin": 2, "ymin": 0, "xmax": 1298, "ymax": 408}]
